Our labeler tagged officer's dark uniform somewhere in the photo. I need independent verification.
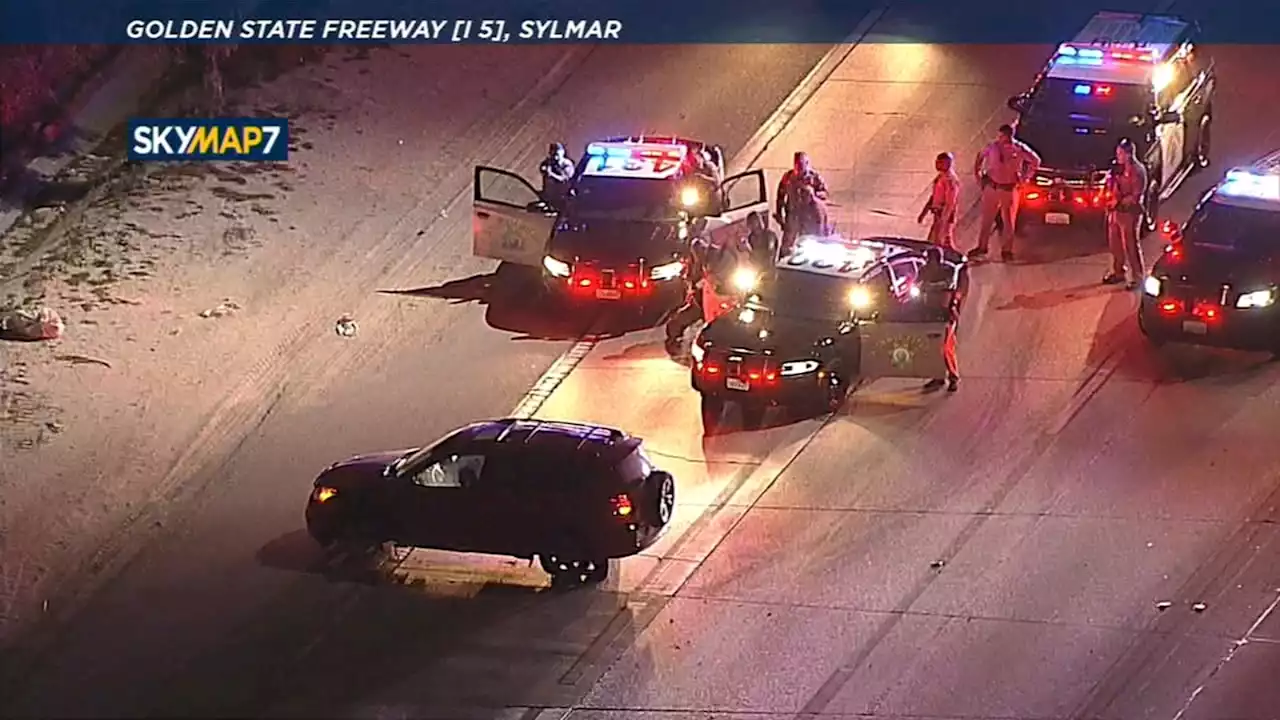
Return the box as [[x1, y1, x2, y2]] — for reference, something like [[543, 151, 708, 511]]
[[539, 143, 576, 208], [664, 238, 738, 352], [915, 247, 965, 392], [745, 212, 779, 269]]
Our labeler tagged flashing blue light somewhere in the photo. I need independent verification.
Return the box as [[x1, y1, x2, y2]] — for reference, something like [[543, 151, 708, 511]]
[[1074, 84, 1092, 95], [1074, 127, 1090, 134], [1057, 43, 1076, 56], [586, 143, 605, 156], [1220, 169, 1280, 201], [1078, 48, 1104, 58]]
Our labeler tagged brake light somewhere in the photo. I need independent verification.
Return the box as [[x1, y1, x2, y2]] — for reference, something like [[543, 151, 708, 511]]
[[1159, 300, 1180, 314], [610, 493, 633, 517], [1073, 195, 1088, 206], [624, 280, 635, 289], [705, 364, 720, 374], [1193, 304, 1219, 319], [1160, 220, 1177, 236], [1165, 243, 1183, 260], [1024, 191, 1041, 201], [578, 278, 592, 287], [765, 371, 777, 381], [313, 487, 338, 503]]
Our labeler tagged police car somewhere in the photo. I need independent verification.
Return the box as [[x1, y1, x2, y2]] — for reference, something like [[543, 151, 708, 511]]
[[690, 235, 964, 430], [1139, 154, 1280, 352], [1008, 11, 1215, 231], [472, 135, 768, 307]]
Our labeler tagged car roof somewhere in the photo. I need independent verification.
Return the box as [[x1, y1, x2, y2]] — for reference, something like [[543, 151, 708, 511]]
[[1207, 151, 1280, 213], [456, 418, 639, 463], [1046, 11, 1189, 85], [776, 235, 961, 280], [580, 137, 700, 182]]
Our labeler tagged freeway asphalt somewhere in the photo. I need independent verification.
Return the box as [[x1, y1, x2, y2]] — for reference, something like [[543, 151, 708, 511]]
[[7, 2, 1280, 719]]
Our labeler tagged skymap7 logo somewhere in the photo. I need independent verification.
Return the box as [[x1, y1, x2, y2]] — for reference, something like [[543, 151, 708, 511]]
[[128, 118, 289, 161]]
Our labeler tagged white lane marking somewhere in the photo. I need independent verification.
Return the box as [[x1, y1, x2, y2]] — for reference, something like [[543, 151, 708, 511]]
[[1171, 589, 1280, 720], [508, 4, 892, 420]]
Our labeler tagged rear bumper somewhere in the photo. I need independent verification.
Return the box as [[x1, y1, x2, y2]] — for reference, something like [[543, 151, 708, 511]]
[[1139, 301, 1280, 351], [544, 273, 686, 306], [691, 366, 832, 405]]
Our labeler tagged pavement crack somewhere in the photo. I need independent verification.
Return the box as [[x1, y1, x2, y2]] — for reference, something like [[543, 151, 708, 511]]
[[642, 447, 760, 466]]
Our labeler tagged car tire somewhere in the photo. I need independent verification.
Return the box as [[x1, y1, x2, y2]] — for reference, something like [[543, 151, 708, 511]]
[[1194, 113, 1212, 171], [700, 394, 724, 433], [1142, 180, 1161, 236], [647, 472, 676, 526], [740, 401, 766, 429]]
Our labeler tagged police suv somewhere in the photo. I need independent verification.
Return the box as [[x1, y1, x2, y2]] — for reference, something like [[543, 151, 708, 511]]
[[1008, 11, 1215, 231], [1140, 153, 1280, 352], [471, 136, 768, 309], [690, 235, 961, 431]]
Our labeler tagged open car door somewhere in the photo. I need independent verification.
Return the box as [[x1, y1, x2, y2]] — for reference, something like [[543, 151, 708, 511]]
[[706, 169, 769, 246], [858, 321, 950, 381], [473, 166, 557, 267]]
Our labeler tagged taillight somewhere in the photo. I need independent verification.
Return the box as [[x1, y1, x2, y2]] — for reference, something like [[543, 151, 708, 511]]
[[1024, 191, 1041, 201], [577, 278, 592, 287], [610, 493, 633, 517], [1159, 300, 1181, 314], [312, 487, 338, 503], [705, 364, 720, 374], [1165, 243, 1183, 261]]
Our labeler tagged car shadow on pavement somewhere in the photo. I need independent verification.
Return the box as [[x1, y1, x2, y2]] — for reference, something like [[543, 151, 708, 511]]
[[0, 163, 95, 214], [128, 529, 643, 717]]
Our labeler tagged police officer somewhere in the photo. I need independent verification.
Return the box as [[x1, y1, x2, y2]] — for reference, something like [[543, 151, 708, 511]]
[[780, 184, 831, 256], [775, 151, 830, 234], [539, 142, 576, 208], [971, 124, 1041, 261], [1103, 137, 1149, 289], [744, 211, 779, 269], [916, 246, 967, 392], [688, 147, 726, 213], [918, 151, 960, 250], [665, 225, 715, 354]]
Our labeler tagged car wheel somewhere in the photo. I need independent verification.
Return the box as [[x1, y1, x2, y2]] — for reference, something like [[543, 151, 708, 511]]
[[1143, 182, 1161, 235], [648, 472, 676, 526], [700, 394, 724, 433], [740, 401, 766, 429], [1195, 113, 1212, 170]]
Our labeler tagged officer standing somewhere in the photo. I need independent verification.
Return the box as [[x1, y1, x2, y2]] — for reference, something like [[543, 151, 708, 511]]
[[918, 151, 961, 250], [775, 151, 830, 235], [1102, 137, 1149, 289], [744, 211, 780, 269], [539, 142, 576, 208], [971, 124, 1041, 261], [916, 246, 967, 393], [688, 147, 726, 213], [665, 225, 719, 354]]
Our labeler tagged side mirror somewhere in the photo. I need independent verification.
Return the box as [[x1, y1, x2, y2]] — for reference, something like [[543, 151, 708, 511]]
[[1157, 110, 1181, 124], [1007, 95, 1028, 113]]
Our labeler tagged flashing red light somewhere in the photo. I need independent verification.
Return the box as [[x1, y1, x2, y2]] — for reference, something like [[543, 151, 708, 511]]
[[1094, 84, 1113, 96], [765, 371, 777, 381], [1165, 243, 1183, 260], [610, 493, 633, 517], [624, 280, 635, 289], [1160, 220, 1177, 235]]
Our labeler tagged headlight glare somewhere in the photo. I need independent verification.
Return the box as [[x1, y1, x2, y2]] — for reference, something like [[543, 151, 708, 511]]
[[650, 260, 684, 281], [690, 342, 705, 363], [780, 360, 820, 376], [543, 255, 572, 277], [732, 268, 758, 293], [1235, 289, 1275, 308], [848, 286, 873, 310], [679, 186, 701, 207]]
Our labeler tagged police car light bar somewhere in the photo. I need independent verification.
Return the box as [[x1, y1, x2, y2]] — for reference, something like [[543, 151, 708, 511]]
[[1073, 83, 1114, 96], [1056, 43, 1157, 62], [1220, 169, 1280, 201]]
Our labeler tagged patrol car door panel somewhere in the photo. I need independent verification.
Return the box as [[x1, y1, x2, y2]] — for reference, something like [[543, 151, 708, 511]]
[[858, 321, 950, 381], [473, 166, 556, 267], [1156, 121, 1184, 189], [705, 169, 769, 245]]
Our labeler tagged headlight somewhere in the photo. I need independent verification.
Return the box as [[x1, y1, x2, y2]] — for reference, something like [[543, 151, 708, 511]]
[[690, 342, 705, 363], [650, 260, 684, 281], [780, 360, 820, 376], [312, 487, 338, 503], [1236, 289, 1275, 309], [543, 255, 572, 277], [732, 267, 758, 293], [848, 286, 873, 310], [738, 308, 755, 324], [679, 185, 701, 208], [1142, 275, 1162, 297], [907, 284, 921, 299]]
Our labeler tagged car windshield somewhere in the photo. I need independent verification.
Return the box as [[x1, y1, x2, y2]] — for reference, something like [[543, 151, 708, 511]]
[[1184, 201, 1280, 255], [768, 268, 858, 322], [568, 176, 679, 221], [1018, 79, 1152, 171]]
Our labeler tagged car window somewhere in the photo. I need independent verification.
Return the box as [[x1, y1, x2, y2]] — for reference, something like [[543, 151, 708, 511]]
[[887, 258, 921, 293], [411, 454, 485, 489]]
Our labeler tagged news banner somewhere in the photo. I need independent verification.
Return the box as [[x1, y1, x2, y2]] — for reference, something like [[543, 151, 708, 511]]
[[126, 18, 623, 42]]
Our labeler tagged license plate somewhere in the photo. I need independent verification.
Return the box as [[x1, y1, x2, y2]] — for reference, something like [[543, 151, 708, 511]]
[[725, 378, 750, 391], [1182, 320, 1207, 335], [595, 289, 621, 300], [1044, 212, 1071, 225]]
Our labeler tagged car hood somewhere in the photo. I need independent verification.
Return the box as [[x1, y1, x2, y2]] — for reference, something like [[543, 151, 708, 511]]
[[315, 448, 416, 486], [549, 219, 683, 266], [699, 308, 841, 361], [1155, 247, 1280, 289]]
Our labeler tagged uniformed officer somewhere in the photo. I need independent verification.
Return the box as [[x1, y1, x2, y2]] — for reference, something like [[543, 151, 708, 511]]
[[971, 124, 1041, 261], [539, 142, 576, 207], [665, 226, 735, 354], [744, 211, 780, 269], [780, 184, 831, 256], [688, 147, 726, 214], [775, 151, 830, 234], [918, 151, 961, 250], [916, 246, 967, 392], [1103, 137, 1149, 289]]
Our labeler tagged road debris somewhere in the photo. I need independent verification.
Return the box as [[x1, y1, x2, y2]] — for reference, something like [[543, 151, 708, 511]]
[[198, 300, 240, 318], [55, 354, 112, 368], [930, 559, 946, 569], [1192, 602, 1208, 612], [0, 307, 65, 341], [335, 314, 357, 337], [1157, 601, 1173, 611]]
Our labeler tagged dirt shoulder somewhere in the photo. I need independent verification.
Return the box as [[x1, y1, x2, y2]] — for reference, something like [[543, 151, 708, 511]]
[[0, 44, 581, 639]]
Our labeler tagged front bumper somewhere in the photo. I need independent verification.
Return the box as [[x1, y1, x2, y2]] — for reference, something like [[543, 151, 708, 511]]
[[1139, 300, 1280, 351]]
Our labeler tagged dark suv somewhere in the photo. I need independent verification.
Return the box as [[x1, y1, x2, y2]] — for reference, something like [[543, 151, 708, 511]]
[[1008, 11, 1215, 232], [305, 418, 676, 586]]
